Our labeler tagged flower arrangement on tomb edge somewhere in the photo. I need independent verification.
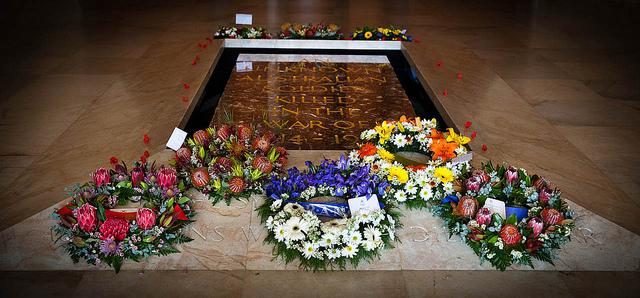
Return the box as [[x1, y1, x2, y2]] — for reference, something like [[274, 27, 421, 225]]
[[52, 161, 195, 273], [351, 26, 412, 41], [257, 156, 401, 270], [172, 122, 288, 205], [352, 116, 473, 209], [279, 23, 343, 40], [213, 25, 272, 39], [434, 162, 574, 271]]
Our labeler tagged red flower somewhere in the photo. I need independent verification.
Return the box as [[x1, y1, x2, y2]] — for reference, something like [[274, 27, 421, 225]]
[[465, 121, 472, 129], [140, 155, 147, 164], [183, 83, 190, 90], [131, 166, 144, 187], [92, 168, 111, 187], [442, 89, 448, 96], [471, 131, 477, 139], [499, 224, 522, 246], [143, 134, 150, 144], [109, 156, 118, 165], [457, 72, 462, 80], [358, 143, 378, 158], [99, 218, 129, 241], [191, 58, 197, 65], [436, 60, 443, 68], [482, 144, 488, 152], [143, 150, 150, 158]]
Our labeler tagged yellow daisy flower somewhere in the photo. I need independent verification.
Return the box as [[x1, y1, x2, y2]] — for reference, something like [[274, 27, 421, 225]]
[[434, 167, 454, 183], [378, 148, 395, 162], [364, 31, 373, 39], [388, 166, 409, 184]]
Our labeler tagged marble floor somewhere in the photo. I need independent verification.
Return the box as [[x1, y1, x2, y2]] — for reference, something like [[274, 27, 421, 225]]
[[0, 0, 639, 296]]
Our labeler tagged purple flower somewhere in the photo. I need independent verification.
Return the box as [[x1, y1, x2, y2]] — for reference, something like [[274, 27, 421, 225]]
[[100, 238, 122, 256]]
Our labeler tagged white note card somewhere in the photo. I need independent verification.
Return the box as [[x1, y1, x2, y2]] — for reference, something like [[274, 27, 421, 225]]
[[166, 127, 188, 151], [236, 61, 253, 72], [348, 194, 381, 216], [451, 152, 473, 165], [235, 13, 252, 25], [483, 198, 506, 218]]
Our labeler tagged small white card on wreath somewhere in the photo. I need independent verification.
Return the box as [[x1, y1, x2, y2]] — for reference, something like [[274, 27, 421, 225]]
[[348, 194, 381, 216], [483, 198, 506, 218], [166, 127, 188, 151], [235, 13, 252, 25]]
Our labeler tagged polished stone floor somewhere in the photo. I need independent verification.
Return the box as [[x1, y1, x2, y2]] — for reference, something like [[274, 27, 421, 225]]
[[0, 0, 639, 295]]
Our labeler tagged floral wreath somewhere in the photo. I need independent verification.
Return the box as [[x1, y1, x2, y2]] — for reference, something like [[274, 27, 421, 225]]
[[279, 23, 343, 40], [172, 123, 288, 205], [352, 116, 473, 209], [434, 163, 574, 270], [257, 156, 401, 270], [351, 26, 412, 41], [52, 161, 195, 272], [213, 25, 272, 39]]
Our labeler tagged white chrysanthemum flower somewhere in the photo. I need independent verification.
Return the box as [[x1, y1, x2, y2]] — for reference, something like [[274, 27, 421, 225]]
[[326, 248, 341, 260], [342, 243, 358, 258], [348, 150, 360, 161], [302, 242, 318, 259], [274, 224, 287, 242], [320, 233, 337, 247], [284, 217, 307, 241], [404, 182, 418, 195], [393, 134, 408, 147], [361, 240, 376, 251], [394, 189, 408, 202], [419, 187, 433, 201], [348, 231, 362, 244], [364, 226, 382, 242]]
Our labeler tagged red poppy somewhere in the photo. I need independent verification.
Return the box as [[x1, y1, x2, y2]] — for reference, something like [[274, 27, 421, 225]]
[[143, 134, 150, 144], [183, 83, 190, 90], [143, 150, 150, 158], [465, 121, 472, 129], [109, 156, 119, 165], [442, 89, 448, 96], [140, 155, 147, 164], [482, 144, 488, 152], [471, 131, 477, 139], [457, 72, 463, 80]]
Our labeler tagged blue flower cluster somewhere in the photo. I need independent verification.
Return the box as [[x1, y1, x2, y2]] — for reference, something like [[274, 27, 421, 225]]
[[265, 155, 390, 201]]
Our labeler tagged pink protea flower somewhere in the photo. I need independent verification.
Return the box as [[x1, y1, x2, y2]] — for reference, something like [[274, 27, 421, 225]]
[[475, 207, 493, 225], [500, 224, 522, 246], [130, 166, 145, 187], [76, 203, 98, 232], [92, 167, 111, 187], [157, 167, 177, 189], [471, 169, 490, 183], [504, 166, 518, 184], [528, 217, 544, 237], [464, 175, 482, 192], [99, 218, 129, 241], [538, 188, 553, 205], [541, 208, 564, 225], [136, 208, 156, 230]]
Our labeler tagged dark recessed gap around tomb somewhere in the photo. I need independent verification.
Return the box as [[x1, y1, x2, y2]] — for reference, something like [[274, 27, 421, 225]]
[[183, 47, 446, 134]]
